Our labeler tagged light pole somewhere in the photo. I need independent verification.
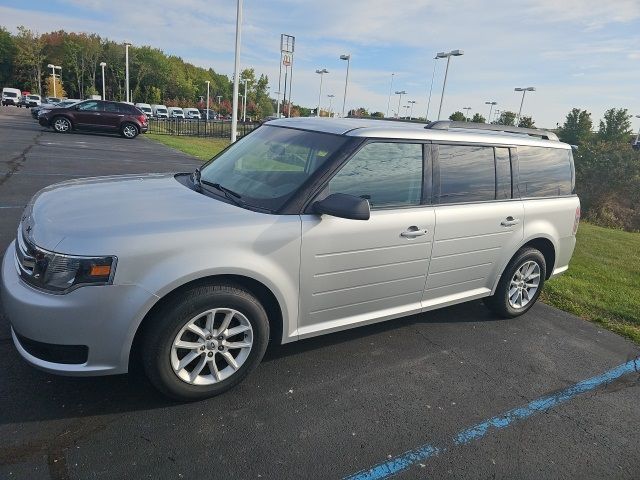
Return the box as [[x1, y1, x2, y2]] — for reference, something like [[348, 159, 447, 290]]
[[217, 95, 222, 106], [205, 80, 210, 120], [403, 105, 410, 119], [386, 73, 394, 118], [407, 100, 416, 120], [99, 62, 106, 100], [463, 106, 471, 121], [339, 54, 350, 117], [485, 101, 497, 123], [425, 55, 440, 121], [436, 49, 464, 120], [241, 78, 250, 122], [124, 43, 131, 103], [315, 68, 328, 117], [47, 64, 60, 98], [634, 115, 640, 146], [231, 0, 243, 142], [515, 86, 535, 125], [327, 94, 335, 117], [395, 90, 406, 118], [494, 109, 501, 123]]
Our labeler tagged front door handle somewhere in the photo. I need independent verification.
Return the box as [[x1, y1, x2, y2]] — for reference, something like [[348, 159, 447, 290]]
[[500, 216, 521, 227], [401, 226, 428, 238]]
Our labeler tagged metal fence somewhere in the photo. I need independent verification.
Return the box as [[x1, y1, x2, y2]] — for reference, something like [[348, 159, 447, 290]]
[[147, 118, 260, 138]]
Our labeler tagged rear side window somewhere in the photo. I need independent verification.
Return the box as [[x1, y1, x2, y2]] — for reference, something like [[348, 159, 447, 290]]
[[495, 148, 512, 200], [438, 145, 496, 203], [518, 146, 572, 197], [328, 142, 423, 208]]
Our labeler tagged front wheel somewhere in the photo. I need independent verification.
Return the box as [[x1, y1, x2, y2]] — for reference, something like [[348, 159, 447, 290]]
[[484, 247, 546, 318], [52, 116, 72, 133], [142, 284, 270, 401]]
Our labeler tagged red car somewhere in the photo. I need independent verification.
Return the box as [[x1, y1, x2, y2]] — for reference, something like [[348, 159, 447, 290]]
[[39, 99, 148, 139]]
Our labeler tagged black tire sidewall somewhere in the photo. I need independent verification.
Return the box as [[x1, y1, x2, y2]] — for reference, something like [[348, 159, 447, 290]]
[[488, 248, 547, 318], [121, 123, 138, 138], [143, 285, 270, 401]]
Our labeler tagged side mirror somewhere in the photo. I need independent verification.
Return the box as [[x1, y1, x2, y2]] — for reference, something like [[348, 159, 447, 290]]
[[313, 193, 370, 220]]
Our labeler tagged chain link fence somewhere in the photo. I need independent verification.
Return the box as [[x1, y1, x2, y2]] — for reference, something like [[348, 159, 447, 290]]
[[148, 118, 260, 138]]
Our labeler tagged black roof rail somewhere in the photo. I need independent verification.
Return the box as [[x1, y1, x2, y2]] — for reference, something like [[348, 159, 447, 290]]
[[425, 121, 559, 141]]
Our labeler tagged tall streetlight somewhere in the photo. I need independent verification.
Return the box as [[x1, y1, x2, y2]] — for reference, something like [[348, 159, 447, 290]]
[[217, 95, 222, 106], [124, 43, 131, 103], [315, 68, 328, 117], [403, 105, 410, 119], [395, 90, 406, 118], [339, 54, 350, 117], [634, 115, 640, 146], [47, 64, 61, 98], [425, 55, 441, 121], [485, 101, 497, 123], [463, 106, 472, 121], [231, 0, 243, 142], [407, 100, 416, 120], [99, 62, 107, 100], [327, 94, 335, 117], [386, 73, 394, 118], [241, 78, 250, 122], [205, 80, 210, 120], [515, 86, 535, 125], [494, 109, 501, 123], [436, 49, 464, 120]]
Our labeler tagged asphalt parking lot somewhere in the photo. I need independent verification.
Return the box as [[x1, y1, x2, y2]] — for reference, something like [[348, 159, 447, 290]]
[[0, 106, 639, 480]]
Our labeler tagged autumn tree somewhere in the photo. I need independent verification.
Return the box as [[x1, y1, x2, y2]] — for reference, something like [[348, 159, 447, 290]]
[[14, 26, 45, 94]]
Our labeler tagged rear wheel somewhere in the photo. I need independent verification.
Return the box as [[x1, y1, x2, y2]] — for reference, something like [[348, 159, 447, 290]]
[[484, 247, 546, 318], [121, 123, 139, 139], [142, 284, 270, 401], [52, 116, 72, 133]]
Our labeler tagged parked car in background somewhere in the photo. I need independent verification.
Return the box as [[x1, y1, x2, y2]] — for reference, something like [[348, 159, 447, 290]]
[[26, 94, 42, 107], [184, 107, 201, 120], [199, 108, 217, 120], [38, 99, 148, 139], [45, 97, 62, 104], [1, 87, 21, 106], [0, 118, 579, 401], [168, 107, 185, 118], [32, 99, 82, 119], [135, 103, 153, 117], [152, 104, 169, 118]]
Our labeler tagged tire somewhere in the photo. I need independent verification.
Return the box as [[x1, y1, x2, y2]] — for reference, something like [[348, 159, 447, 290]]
[[484, 247, 546, 318], [52, 116, 72, 133], [121, 122, 139, 139], [142, 284, 270, 401]]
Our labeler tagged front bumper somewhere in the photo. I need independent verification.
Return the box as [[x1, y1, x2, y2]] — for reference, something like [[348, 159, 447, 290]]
[[1, 241, 157, 376], [38, 116, 50, 127]]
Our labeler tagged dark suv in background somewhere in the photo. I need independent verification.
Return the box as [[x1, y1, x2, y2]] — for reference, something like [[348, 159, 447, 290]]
[[39, 100, 148, 139]]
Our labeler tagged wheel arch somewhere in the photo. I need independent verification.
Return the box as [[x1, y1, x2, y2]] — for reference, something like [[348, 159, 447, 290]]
[[129, 274, 284, 371]]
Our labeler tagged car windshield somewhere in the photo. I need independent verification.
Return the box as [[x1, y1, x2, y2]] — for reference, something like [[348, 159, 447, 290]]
[[157, 108, 167, 112], [5, 92, 17, 97], [199, 125, 349, 211]]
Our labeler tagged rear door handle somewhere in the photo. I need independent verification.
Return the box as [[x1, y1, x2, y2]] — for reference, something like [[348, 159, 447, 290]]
[[401, 226, 428, 238], [500, 216, 521, 227]]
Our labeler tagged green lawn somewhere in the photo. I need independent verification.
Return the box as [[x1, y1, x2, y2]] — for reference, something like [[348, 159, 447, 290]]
[[541, 222, 640, 343], [146, 134, 229, 161]]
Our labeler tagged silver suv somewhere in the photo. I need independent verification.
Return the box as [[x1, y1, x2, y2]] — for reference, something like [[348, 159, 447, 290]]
[[1, 119, 580, 400]]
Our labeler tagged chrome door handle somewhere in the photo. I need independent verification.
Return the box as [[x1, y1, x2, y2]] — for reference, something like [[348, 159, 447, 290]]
[[500, 216, 521, 227], [401, 226, 428, 238]]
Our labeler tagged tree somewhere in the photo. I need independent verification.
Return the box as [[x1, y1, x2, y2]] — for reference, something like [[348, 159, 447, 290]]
[[14, 26, 45, 94], [518, 116, 535, 128], [494, 111, 517, 126], [449, 111, 466, 121], [0, 27, 16, 86], [471, 113, 486, 123], [44, 75, 66, 98], [598, 108, 632, 144], [371, 111, 384, 118], [558, 108, 593, 145], [348, 107, 370, 118]]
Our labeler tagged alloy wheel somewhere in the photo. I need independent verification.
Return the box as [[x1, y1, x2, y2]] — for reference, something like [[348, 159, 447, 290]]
[[54, 118, 70, 132], [123, 125, 137, 138], [508, 260, 541, 309]]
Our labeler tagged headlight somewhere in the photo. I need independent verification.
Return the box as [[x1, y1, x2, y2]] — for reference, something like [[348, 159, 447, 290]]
[[15, 231, 116, 294]]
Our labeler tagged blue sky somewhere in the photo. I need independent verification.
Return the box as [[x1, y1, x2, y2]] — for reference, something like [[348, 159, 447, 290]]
[[1, 0, 639, 128]]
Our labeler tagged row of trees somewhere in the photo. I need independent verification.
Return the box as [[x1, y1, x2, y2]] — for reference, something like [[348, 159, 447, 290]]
[[0, 26, 279, 119]]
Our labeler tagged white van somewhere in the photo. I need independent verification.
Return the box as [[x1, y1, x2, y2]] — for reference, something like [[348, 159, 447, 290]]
[[2, 87, 22, 106], [135, 103, 153, 117], [151, 104, 169, 119], [26, 94, 42, 107], [183, 108, 201, 120], [168, 107, 185, 119]]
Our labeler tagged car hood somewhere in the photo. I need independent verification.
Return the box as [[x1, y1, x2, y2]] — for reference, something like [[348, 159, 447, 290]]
[[22, 173, 256, 253]]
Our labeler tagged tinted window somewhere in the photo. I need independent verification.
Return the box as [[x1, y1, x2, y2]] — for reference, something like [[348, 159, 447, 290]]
[[104, 102, 120, 113], [518, 146, 572, 197], [328, 142, 423, 208], [438, 145, 495, 203], [495, 147, 512, 200], [77, 101, 101, 111]]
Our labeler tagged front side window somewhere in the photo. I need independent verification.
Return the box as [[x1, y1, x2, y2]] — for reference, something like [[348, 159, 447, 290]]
[[77, 100, 101, 111], [200, 125, 349, 211], [438, 145, 496, 203], [518, 146, 572, 197], [327, 142, 423, 208]]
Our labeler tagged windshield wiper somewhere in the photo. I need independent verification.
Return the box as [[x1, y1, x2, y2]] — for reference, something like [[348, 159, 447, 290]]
[[192, 168, 244, 205], [201, 180, 242, 198]]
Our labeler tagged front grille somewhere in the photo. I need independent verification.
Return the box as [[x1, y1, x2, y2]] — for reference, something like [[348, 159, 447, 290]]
[[15, 332, 89, 364]]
